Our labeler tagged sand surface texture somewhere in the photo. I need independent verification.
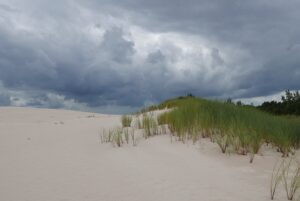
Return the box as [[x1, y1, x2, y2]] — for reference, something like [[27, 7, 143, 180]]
[[0, 107, 288, 201]]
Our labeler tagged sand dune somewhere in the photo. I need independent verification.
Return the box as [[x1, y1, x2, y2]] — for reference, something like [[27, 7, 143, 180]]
[[0, 107, 288, 201]]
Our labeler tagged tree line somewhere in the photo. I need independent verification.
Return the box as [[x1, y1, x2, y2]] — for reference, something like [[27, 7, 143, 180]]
[[257, 90, 300, 116]]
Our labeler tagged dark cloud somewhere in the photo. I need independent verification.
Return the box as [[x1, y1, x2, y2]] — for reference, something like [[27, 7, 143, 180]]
[[100, 27, 135, 63], [0, 0, 299, 113], [84, 0, 300, 96], [147, 50, 165, 64]]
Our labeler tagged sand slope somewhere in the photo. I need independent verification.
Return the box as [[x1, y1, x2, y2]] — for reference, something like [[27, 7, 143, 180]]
[[0, 107, 287, 201]]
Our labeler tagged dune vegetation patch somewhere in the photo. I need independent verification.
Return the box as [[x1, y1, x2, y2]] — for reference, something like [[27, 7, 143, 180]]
[[121, 115, 132, 127], [156, 97, 300, 162], [100, 127, 137, 147], [96, 95, 300, 201], [101, 96, 300, 200], [104, 96, 300, 163], [100, 112, 167, 147]]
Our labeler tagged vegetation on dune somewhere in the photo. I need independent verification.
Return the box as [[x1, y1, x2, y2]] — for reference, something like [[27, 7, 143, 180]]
[[133, 117, 142, 129], [100, 127, 136, 147], [121, 115, 132, 127], [102, 113, 162, 147], [142, 113, 159, 138], [101, 93, 300, 200], [116, 94, 300, 162], [156, 96, 300, 161]]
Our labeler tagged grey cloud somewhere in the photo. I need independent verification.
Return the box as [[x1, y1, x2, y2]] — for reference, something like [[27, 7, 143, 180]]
[[0, 13, 162, 110], [100, 27, 135, 63], [83, 0, 300, 97], [211, 48, 224, 67], [0, 0, 299, 113], [147, 50, 165, 64], [0, 4, 17, 12]]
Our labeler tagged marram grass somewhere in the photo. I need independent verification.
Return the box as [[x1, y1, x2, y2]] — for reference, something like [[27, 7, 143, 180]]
[[121, 115, 132, 127], [157, 97, 300, 162], [100, 127, 136, 147], [270, 158, 300, 200], [142, 113, 158, 138]]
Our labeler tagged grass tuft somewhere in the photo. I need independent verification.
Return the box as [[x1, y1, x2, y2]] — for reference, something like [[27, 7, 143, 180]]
[[213, 131, 230, 154], [121, 115, 132, 127], [142, 114, 158, 138], [270, 158, 300, 200], [282, 158, 300, 200], [112, 127, 123, 147], [270, 159, 284, 200]]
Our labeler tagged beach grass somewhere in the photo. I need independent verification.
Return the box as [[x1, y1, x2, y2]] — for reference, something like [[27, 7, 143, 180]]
[[121, 115, 132, 127], [119, 96, 299, 160], [282, 158, 300, 200], [270, 159, 284, 200], [270, 158, 300, 200], [101, 127, 138, 147], [154, 97, 300, 161], [112, 127, 123, 147], [142, 113, 158, 138]]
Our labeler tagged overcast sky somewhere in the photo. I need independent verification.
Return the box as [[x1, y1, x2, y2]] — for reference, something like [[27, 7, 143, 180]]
[[0, 0, 299, 113]]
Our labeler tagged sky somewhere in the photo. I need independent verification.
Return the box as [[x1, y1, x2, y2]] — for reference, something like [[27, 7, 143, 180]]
[[0, 0, 299, 114]]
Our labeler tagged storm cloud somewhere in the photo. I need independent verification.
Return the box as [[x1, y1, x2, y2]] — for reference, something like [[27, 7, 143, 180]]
[[0, 0, 299, 113]]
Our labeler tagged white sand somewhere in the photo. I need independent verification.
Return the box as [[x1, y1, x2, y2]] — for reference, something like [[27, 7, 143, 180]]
[[0, 107, 289, 201]]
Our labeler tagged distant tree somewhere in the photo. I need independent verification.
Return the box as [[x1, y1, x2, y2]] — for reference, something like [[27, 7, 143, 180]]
[[258, 90, 300, 116], [282, 90, 292, 102], [236, 100, 242, 106]]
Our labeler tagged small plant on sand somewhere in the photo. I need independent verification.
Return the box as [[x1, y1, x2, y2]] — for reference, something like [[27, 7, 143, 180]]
[[130, 129, 137, 146], [236, 132, 250, 155], [121, 115, 132, 127], [248, 132, 263, 163], [231, 136, 241, 153], [142, 114, 158, 138], [123, 128, 129, 144], [282, 158, 300, 200], [134, 117, 142, 129], [270, 159, 284, 200], [270, 158, 300, 200], [101, 127, 138, 147], [112, 128, 123, 147], [213, 131, 230, 154]]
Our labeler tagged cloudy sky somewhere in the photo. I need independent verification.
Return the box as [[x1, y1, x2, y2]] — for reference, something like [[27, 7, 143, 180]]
[[0, 0, 299, 113]]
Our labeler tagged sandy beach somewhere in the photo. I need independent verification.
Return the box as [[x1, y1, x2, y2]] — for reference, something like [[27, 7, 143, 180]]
[[0, 107, 289, 201]]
